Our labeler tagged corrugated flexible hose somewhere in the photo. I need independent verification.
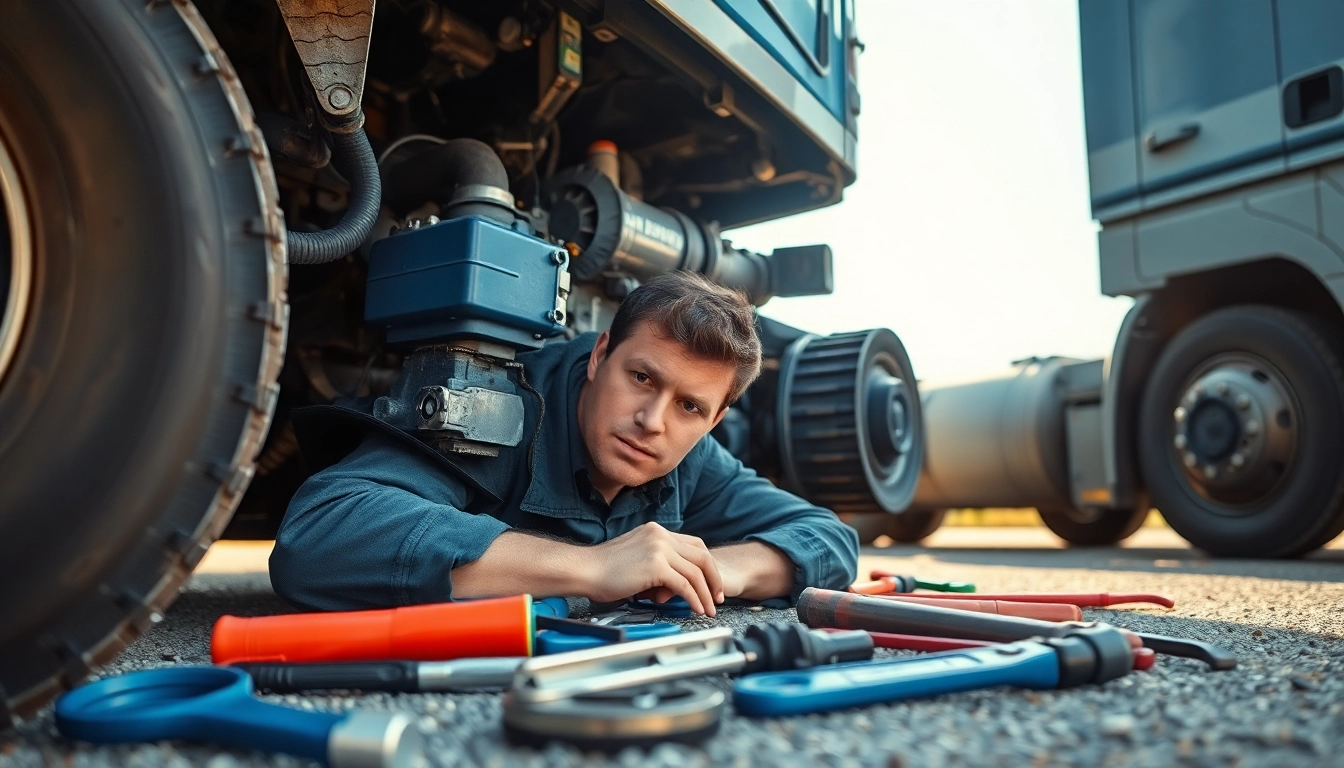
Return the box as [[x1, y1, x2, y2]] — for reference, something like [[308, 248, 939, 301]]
[[286, 127, 381, 265]]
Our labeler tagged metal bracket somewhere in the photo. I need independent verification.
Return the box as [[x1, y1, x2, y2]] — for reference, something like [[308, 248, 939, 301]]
[[275, 0, 376, 126], [417, 385, 526, 447]]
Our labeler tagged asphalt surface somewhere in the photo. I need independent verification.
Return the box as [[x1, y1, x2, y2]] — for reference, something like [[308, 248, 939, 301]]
[[4, 532, 1344, 767]]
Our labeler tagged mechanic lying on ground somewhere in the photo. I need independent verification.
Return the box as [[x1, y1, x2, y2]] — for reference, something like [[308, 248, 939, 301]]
[[270, 272, 859, 613]]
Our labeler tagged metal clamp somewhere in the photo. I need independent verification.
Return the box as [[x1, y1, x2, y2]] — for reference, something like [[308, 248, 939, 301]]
[[510, 628, 745, 704], [276, 0, 376, 130]]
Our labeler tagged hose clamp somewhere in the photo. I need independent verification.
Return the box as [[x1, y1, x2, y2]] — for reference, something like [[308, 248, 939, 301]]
[[447, 184, 515, 212]]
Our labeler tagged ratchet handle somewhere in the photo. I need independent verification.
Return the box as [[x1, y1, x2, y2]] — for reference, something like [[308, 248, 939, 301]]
[[234, 661, 419, 694], [734, 641, 1062, 717]]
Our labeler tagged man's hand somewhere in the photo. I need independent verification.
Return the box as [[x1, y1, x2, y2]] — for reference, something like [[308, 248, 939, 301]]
[[584, 522, 724, 616], [452, 524, 726, 616], [710, 541, 795, 601]]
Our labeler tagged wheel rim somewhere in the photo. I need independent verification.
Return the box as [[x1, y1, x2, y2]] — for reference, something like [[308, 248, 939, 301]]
[[0, 127, 32, 388], [1168, 352, 1300, 512]]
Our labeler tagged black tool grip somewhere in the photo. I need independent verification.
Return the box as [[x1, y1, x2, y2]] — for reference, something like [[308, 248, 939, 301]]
[[234, 661, 420, 693], [798, 587, 1076, 642]]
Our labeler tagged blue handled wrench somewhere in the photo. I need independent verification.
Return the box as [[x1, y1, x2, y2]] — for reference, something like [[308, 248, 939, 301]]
[[734, 625, 1135, 717]]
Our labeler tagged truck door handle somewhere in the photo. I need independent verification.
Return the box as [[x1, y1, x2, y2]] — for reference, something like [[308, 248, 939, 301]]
[[1143, 122, 1200, 153]]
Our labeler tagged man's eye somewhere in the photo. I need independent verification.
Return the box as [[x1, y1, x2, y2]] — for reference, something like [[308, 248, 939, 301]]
[[681, 401, 701, 414], [632, 371, 649, 384]]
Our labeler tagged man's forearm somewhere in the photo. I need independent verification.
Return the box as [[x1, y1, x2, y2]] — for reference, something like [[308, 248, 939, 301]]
[[451, 531, 589, 599], [711, 541, 795, 601]]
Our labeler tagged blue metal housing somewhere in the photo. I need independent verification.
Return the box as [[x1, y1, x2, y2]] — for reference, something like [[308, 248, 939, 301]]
[[365, 216, 568, 350]]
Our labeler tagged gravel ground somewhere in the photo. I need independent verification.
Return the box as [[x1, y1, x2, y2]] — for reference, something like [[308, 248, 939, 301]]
[[3, 542, 1344, 767]]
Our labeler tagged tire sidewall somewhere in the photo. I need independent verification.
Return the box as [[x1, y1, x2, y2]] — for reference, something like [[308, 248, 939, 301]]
[[0, 1, 228, 643], [1138, 306, 1344, 556]]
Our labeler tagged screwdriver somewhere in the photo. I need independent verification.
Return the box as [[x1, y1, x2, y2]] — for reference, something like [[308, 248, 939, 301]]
[[851, 572, 975, 594], [234, 658, 527, 694]]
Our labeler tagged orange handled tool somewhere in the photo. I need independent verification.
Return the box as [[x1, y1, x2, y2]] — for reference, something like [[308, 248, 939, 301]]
[[211, 595, 534, 665], [867, 594, 1082, 622]]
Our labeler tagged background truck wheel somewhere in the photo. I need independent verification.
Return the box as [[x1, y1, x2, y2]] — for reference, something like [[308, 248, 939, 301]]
[[886, 508, 947, 543], [838, 508, 946, 545], [1137, 306, 1344, 557], [1037, 505, 1148, 547], [839, 512, 890, 545], [0, 1, 284, 720]]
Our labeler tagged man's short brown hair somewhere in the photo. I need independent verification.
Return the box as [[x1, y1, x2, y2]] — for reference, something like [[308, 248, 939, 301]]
[[606, 271, 762, 406]]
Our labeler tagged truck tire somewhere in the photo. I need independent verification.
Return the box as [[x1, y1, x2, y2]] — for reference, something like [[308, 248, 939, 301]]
[[839, 508, 945, 545], [839, 513, 890, 545], [1137, 306, 1344, 557], [0, 0, 284, 722], [886, 508, 947, 543], [1037, 505, 1147, 547]]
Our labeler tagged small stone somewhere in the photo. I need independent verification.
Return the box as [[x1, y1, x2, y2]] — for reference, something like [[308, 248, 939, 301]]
[[160, 653, 180, 662], [1252, 630, 1264, 637], [1291, 675, 1317, 691], [1101, 715, 1135, 737]]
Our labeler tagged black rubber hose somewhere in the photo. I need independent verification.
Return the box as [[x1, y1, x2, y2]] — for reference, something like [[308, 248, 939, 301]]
[[381, 138, 509, 216], [287, 127, 381, 265]]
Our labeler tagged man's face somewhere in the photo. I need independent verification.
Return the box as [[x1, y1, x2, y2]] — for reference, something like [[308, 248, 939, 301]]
[[578, 322, 736, 495]]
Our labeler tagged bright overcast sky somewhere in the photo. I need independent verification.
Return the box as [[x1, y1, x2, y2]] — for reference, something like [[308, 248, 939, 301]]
[[727, 0, 1134, 385]]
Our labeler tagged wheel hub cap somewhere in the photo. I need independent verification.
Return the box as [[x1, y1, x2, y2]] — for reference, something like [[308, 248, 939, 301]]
[[866, 371, 912, 467], [1171, 357, 1298, 504]]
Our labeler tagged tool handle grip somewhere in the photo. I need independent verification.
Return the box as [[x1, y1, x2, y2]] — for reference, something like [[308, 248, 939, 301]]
[[734, 642, 1061, 717], [869, 595, 1082, 621], [799, 588, 1073, 642], [233, 661, 420, 693]]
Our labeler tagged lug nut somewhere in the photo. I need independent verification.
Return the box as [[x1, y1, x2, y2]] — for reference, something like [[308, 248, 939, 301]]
[[1245, 420, 1260, 437], [1236, 394, 1250, 410], [1215, 382, 1229, 396], [1183, 452, 1198, 468], [1230, 453, 1245, 468], [1174, 434, 1188, 450], [1203, 465, 1218, 480], [1174, 406, 1187, 422]]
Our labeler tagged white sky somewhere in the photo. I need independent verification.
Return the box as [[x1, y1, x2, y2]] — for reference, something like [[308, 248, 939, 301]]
[[727, 0, 1134, 385]]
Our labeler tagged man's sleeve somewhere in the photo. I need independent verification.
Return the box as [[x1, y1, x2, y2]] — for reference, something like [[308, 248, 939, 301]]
[[680, 438, 859, 601], [269, 433, 511, 611]]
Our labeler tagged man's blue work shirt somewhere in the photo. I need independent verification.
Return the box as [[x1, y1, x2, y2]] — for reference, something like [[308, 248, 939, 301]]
[[270, 333, 859, 611]]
